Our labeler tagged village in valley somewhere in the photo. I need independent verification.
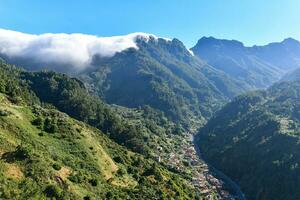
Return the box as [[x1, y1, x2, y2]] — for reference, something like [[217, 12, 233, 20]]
[[153, 132, 237, 200], [112, 107, 241, 199]]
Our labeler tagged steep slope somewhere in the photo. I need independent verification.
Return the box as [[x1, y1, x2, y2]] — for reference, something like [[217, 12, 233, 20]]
[[19, 69, 151, 155], [281, 67, 300, 82], [197, 80, 300, 200], [3, 60, 194, 161], [0, 60, 200, 199], [251, 38, 300, 71], [191, 37, 283, 89], [15, 61, 238, 199], [0, 94, 198, 199], [80, 37, 246, 125], [0, 29, 248, 126]]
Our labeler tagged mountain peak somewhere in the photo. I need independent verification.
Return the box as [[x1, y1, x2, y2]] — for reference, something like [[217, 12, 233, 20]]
[[129, 32, 171, 43], [195, 36, 219, 45], [282, 37, 300, 45], [193, 36, 244, 50]]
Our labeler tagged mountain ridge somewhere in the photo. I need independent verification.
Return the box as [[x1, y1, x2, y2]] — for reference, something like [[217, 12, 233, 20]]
[[191, 36, 300, 90]]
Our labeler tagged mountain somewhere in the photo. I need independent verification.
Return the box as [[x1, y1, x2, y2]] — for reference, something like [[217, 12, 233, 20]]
[[191, 37, 300, 89], [0, 60, 202, 199], [281, 67, 300, 82], [0, 32, 239, 198], [0, 29, 247, 126], [251, 38, 300, 71], [79, 37, 248, 125], [3, 29, 300, 199], [197, 79, 300, 200]]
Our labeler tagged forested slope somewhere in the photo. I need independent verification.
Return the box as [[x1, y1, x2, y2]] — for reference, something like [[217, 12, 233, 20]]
[[198, 79, 300, 200], [0, 60, 201, 199]]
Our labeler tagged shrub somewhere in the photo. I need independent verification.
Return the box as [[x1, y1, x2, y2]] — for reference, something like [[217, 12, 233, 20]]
[[0, 109, 11, 116], [83, 196, 91, 200], [44, 118, 58, 133], [106, 191, 113, 198], [52, 163, 62, 171], [116, 168, 126, 176], [88, 178, 98, 187], [15, 145, 30, 160], [38, 132, 44, 136], [113, 156, 124, 163], [31, 117, 44, 127], [68, 173, 84, 184], [44, 185, 62, 199]]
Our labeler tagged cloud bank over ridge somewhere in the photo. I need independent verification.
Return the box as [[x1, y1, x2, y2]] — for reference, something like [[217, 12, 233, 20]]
[[0, 29, 162, 71]]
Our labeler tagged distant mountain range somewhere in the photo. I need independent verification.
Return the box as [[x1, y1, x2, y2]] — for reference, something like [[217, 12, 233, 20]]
[[191, 37, 300, 89], [281, 67, 300, 82]]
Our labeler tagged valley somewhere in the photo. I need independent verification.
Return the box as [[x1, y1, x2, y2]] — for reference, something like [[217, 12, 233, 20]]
[[1, 26, 300, 199], [193, 135, 246, 200], [110, 105, 244, 199]]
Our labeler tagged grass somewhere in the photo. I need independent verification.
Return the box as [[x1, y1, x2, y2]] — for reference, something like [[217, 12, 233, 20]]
[[0, 93, 198, 199]]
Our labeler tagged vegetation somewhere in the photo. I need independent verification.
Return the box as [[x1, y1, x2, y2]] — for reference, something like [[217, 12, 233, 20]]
[[1, 34, 300, 200], [198, 80, 300, 200], [79, 38, 246, 125], [20, 67, 214, 195], [0, 60, 200, 199], [191, 37, 300, 90], [20, 62, 201, 158], [21, 70, 151, 154]]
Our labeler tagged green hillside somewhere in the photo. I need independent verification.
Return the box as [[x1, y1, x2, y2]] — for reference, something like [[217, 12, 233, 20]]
[[79, 38, 246, 126], [4, 33, 300, 200], [19, 67, 190, 158], [197, 80, 300, 200], [0, 60, 200, 199]]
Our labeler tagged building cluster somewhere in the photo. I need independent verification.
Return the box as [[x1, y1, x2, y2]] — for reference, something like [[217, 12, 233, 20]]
[[153, 133, 237, 199]]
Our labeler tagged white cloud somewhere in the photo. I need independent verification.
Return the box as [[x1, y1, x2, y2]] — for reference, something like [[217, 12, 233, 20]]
[[0, 29, 165, 71]]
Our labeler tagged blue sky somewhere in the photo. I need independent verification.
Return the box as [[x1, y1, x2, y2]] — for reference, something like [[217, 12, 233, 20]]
[[0, 0, 300, 47]]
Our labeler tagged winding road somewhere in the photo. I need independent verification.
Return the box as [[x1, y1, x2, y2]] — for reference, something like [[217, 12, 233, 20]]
[[192, 135, 246, 200]]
